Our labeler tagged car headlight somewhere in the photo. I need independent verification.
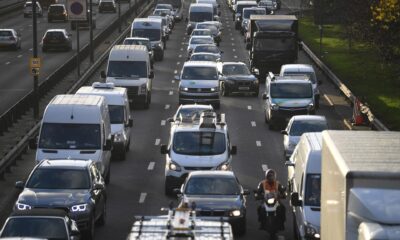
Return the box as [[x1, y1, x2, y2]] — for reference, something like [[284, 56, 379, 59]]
[[210, 87, 219, 92], [217, 162, 230, 170], [140, 84, 147, 94], [71, 203, 88, 212], [16, 202, 31, 210], [271, 104, 279, 110], [230, 210, 241, 217], [168, 161, 181, 172], [305, 224, 320, 238], [236, 17, 240, 21], [180, 87, 189, 92]]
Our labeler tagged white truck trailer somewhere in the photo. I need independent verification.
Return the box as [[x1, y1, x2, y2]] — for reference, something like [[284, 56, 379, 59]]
[[321, 130, 400, 240]]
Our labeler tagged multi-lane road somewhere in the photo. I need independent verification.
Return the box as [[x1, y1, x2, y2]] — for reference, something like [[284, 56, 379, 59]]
[[0, 0, 354, 239]]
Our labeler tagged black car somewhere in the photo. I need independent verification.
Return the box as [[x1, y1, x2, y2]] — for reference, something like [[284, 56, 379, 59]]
[[48, 4, 68, 22], [218, 62, 259, 97], [0, 209, 80, 240], [14, 159, 107, 240], [98, 0, 116, 13], [175, 171, 249, 235], [41, 29, 72, 52]]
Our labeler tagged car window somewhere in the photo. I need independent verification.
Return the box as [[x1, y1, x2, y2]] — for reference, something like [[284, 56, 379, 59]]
[[289, 120, 328, 136], [184, 177, 240, 195], [173, 131, 226, 155], [222, 64, 250, 75], [107, 61, 148, 78], [0, 31, 12, 37], [283, 71, 316, 84], [26, 168, 90, 189], [176, 108, 211, 120], [181, 66, 218, 80], [304, 174, 321, 207], [50, 6, 64, 13], [1, 218, 68, 239], [191, 54, 218, 62], [45, 32, 65, 40], [108, 105, 125, 124], [270, 83, 313, 98], [190, 38, 213, 44]]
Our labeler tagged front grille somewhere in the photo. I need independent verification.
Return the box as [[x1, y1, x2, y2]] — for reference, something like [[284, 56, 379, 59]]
[[184, 166, 213, 170], [187, 88, 214, 93], [189, 95, 219, 100], [127, 86, 139, 98], [237, 81, 251, 86], [198, 210, 228, 217], [277, 107, 308, 116]]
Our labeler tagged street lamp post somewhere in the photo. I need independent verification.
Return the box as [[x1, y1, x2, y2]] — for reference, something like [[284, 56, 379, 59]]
[[319, 0, 324, 57], [32, 0, 39, 119]]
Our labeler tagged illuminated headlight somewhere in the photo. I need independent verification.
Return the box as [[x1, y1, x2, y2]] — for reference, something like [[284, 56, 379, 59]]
[[16, 202, 31, 210], [217, 162, 229, 170], [114, 131, 124, 142], [71, 203, 88, 212], [168, 161, 181, 171], [271, 104, 279, 110], [230, 210, 241, 217], [305, 224, 320, 238], [180, 87, 189, 92], [267, 198, 276, 204], [140, 84, 147, 94], [210, 87, 219, 92], [236, 17, 240, 21], [307, 103, 314, 111]]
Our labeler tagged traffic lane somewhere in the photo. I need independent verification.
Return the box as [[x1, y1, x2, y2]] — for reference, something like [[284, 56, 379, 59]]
[[0, 2, 132, 114]]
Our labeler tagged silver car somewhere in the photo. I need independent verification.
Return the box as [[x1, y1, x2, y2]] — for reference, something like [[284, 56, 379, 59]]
[[23, 1, 43, 17], [0, 29, 21, 50], [282, 115, 328, 158]]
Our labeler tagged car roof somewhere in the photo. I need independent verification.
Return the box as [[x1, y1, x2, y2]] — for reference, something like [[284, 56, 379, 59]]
[[38, 159, 92, 169], [221, 62, 246, 66], [10, 209, 69, 218], [191, 52, 219, 56], [125, 37, 150, 41], [178, 104, 213, 110], [0, 29, 15, 32], [49, 4, 65, 7], [190, 35, 213, 39], [237, 1, 257, 5], [192, 29, 211, 32], [281, 64, 314, 72], [45, 29, 67, 33], [183, 61, 218, 67], [291, 115, 327, 122], [189, 171, 235, 178]]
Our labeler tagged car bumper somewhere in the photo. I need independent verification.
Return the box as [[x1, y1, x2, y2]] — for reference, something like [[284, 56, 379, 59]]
[[270, 108, 311, 121], [43, 43, 70, 49], [112, 141, 126, 153], [0, 41, 17, 47], [179, 93, 220, 105], [225, 82, 258, 93]]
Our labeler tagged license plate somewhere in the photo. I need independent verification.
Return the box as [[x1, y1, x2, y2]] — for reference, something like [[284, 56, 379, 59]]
[[238, 87, 249, 90]]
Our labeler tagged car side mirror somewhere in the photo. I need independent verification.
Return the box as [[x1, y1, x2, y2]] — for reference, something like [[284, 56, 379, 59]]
[[167, 117, 174, 123], [94, 183, 105, 190], [174, 75, 180, 81], [29, 137, 38, 149], [100, 71, 106, 79], [104, 139, 112, 151], [15, 181, 25, 189], [127, 119, 133, 127], [243, 189, 250, 195], [285, 160, 295, 167], [160, 144, 169, 154], [281, 130, 288, 135], [149, 71, 154, 78], [291, 192, 302, 207], [262, 93, 268, 99], [230, 146, 237, 155]]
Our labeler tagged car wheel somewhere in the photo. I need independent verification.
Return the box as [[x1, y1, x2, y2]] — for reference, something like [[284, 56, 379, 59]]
[[97, 200, 106, 226], [84, 215, 95, 240], [143, 93, 150, 109], [125, 138, 130, 152], [264, 109, 269, 124]]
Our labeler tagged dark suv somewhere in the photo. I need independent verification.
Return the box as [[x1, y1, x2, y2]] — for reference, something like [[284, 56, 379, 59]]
[[14, 159, 107, 240], [41, 29, 72, 52], [48, 4, 68, 22]]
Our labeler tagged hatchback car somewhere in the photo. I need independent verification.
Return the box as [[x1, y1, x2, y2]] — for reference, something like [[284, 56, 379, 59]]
[[98, 0, 116, 13], [282, 115, 328, 158], [0, 209, 80, 240], [14, 159, 107, 240], [23, 1, 43, 18], [0, 29, 21, 50], [48, 4, 68, 22], [175, 171, 249, 235], [41, 29, 72, 52], [218, 62, 259, 96]]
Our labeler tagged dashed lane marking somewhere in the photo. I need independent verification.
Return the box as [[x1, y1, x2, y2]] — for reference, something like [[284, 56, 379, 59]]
[[155, 138, 161, 145], [177, 62, 180, 65], [323, 94, 334, 106], [233, 49, 236, 52], [161, 120, 166, 126], [17, 55, 22, 58], [169, 91, 173, 95], [29, 48, 32, 51], [232, 43, 235, 46], [262, 164, 268, 171], [251, 121, 256, 127], [172, 80, 175, 83], [174, 70, 178, 74], [231, 38, 234, 41], [139, 193, 147, 203], [165, 104, 170, 109], [148, 162, 155, 171], [256, 141, 262, 147], [180, 48, 183, 51], [178, 54, 182, 58], [5, 62, 10, 65], [234, 56, 238, 58], [247, 105, 252, 110]]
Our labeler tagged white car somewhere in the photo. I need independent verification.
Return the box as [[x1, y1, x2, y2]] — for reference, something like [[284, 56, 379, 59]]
[[187, 36, 215, 58], [190, 52, 221, 62], [0, 29, 21, 50], [23, 1, 43, 17], [282, 115, 328, 158]]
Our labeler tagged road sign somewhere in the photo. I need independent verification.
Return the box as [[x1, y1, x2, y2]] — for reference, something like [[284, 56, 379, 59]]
[[67, 0, 87, 21], [31, 68, 40, 76], [30, 57, 41, 68]]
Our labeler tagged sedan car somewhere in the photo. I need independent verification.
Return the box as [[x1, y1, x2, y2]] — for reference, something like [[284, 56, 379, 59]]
[[195, 22, 221, 45], [23, 1, 43, 18], [186, 36, 215, 59], [98, 0, 116, 13], [190, 52, 221, 62], [41, 29, 72, 52], [175, 171, 249, 235], [191, 29, 213, 38], [0, 29, 21, 50], [192, 44, 223, 59], [282, 115, 328, 158], [0, 209, 80, 240], [218, 62, 259, 96], [14, 159, 107, 240]]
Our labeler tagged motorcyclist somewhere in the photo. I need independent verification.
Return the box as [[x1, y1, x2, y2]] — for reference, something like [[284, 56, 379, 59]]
[[256, 169, 286, 231]]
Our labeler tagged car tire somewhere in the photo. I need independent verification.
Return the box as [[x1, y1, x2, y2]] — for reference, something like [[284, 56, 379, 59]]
[[97, 200, 107, 226], [221, 84, 229, 96], [84, 215, 95, 240], [125, 138, 130, 152], [143, 93, 150, 109]]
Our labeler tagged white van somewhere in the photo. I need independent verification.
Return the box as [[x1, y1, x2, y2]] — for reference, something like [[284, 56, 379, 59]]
[[285, 132, 322, 239], [102, 45, 154, 108], [76, 82, 133, 160], [186, 3, 214, 35], [196, 0, 220, 17], [131, 18, 165, 61], [34, 94, 112, 183]]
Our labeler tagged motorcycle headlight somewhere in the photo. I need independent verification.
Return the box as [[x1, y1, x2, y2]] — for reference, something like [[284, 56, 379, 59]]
[[230, 210, 241, 217], [305, 224, 320, 238], [267, 198, 276, 205], [71, 203, 88, 212], [271, 104, 279, 110], [168, 161, 181, 172], [16, 202, 31, 210]]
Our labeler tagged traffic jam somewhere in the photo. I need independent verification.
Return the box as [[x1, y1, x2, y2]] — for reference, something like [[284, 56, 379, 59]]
[[0, 0, 399, 239]]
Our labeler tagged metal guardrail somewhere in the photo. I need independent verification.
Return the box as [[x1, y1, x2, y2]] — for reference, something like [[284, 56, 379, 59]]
[[300, 42, 389, 131], [0, 0, 154, 178]]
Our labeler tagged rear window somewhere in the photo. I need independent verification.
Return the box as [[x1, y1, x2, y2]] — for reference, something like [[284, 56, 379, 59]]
[[193, 45, 219, 54], [45, 32, 65, 40], [0, 31, 12, 37], [1, 218, 68, 239], [49, 6, 64, 13]]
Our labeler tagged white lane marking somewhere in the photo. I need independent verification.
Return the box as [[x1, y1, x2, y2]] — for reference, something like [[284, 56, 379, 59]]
[[29, 48, 33, 51], [256, 141, 262, 147], [172, 80, 175, 83], [161, 120, 166, 126], [17, 55, 22, 58], [180, 48, 183, 51], [155, 138, 161, 145], [139, 193, 147, 203], [234, 55, 238, 58], [178, 54, 182, 58], [233, 49, 236, 52], [181, 42, 185, 45], [165, 104, 170, 109], [19, 28, 23, 31], [232, 43, 235, 46], [262, 164, 268, 171], [231, 38, 234, 41], [323, 94, 334, 106], [5, 62, 10, 65], [177, 61, 180, 65], [277, 235, 285, 240], [251, 121, 256, 127], [229, 33, 232, 35], [247, 105, 252, 110], [169, 91, 173, 95], [174, 70, 178, 74], [148, 162, 155, 171]]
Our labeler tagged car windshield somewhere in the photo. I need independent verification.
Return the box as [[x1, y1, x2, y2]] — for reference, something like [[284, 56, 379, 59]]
[[26, 168, 90, 189], [123, 39, 151, 50], [222, 64, 251, 75], [173, 132, 226, 155], [190, 54, 218, 62], [190, 37, 213, 45], [236, 4, 257, 14], [175, 108, 211, 120], [289, 120, 327, 136], [39, 123, 101, 150], [270, 83, 313, 98], [194, 45, 219, 54], [182, 66, 218, 80], [154, 9, 171, 16], [107, 61, 147, 78], [109, 105, 125, 124], [185, 176, 240, 195], [284, 71, 316, 84], [0, 31, 12, 37], [50, 6, 64, 13], [254, 38, 296, 51], [304, 174, 321, 207], [156, 4, 173, 10], [1, 218, 68, 240], [189, 12, 213, 22], [243, 9, 265, 19], [132, 29, 161, 41], [192, 30, 211, 36]]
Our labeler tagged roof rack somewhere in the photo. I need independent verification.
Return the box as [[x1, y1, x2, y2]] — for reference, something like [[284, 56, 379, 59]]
[[92, 82, 115, 89], [199, 112, 226, 129]]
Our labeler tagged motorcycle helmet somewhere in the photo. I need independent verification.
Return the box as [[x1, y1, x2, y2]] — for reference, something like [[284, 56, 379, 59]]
[[265, 169, 276, 183]]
